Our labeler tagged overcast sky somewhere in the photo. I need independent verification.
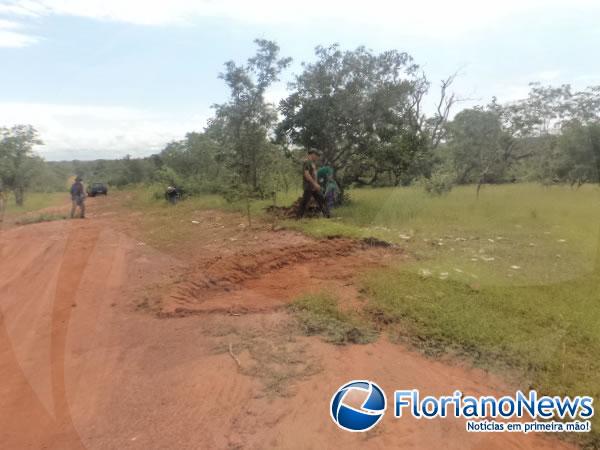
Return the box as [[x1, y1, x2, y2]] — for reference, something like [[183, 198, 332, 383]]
[[1, 0, 600, 160]]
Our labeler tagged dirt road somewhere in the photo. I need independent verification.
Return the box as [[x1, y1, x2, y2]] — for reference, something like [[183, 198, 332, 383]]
[[0, 198, 576, 449]]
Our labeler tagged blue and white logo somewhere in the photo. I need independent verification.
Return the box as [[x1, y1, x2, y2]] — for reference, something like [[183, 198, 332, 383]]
[[330, 380, 387, 432]]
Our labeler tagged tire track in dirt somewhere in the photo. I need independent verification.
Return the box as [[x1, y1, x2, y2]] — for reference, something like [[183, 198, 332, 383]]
[[0, 220, 98, 449], [49, 223, 101, 450]]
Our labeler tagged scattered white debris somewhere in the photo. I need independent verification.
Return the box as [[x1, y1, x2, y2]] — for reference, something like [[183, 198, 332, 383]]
[[191, 220, 200, 224], [439, 272, 449, 280], [454, 268, 464, 273], [137, 242, 146, 246], [488, 238, 495, 243], [398, 233, 412, 240], [455, 237, 467, 241], [471, 257, 479, 262], [418, 268, 432, 278], [557, 239, 567, 243], [510, 265, 521, 270], [481, 256, 495, 262]]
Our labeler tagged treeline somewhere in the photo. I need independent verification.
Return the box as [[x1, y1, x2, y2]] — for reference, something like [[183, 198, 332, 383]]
[[2, 40, 600, 206]]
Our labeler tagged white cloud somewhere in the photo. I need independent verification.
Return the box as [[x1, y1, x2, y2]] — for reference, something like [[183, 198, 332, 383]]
[[0, 17, 39, 47], [0, 102, 209, 160], [1, 0, 598, 37]]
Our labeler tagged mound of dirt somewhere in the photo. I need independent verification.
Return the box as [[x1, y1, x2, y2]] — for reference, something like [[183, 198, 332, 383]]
[[160, 238, 389, 316], [265, 196, 324, 218]]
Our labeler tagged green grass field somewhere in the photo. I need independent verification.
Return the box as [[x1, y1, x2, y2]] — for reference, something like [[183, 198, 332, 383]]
[[285, 184, 600, 286], [3, 192, 66, 215]]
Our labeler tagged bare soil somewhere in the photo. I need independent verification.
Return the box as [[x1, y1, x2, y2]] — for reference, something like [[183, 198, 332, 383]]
[[0, 195, 575, 449]]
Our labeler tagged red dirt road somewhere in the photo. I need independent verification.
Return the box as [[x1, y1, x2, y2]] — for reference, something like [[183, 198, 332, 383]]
[[0, 207, 577, 449]]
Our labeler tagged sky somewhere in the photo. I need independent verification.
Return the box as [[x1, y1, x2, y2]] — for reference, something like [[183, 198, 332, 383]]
[[1, 0, 599, 161]]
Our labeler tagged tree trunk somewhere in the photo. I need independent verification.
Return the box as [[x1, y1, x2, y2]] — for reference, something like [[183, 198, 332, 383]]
[[15, 187, 24, 206]]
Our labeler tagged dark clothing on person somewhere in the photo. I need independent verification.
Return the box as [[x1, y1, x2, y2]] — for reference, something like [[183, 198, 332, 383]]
[[165, 186, 180, 204], [298, 188, 329, 218], [70, 181, 85, 218], [302, 160, 317, 191], [70, 181, 84, 200], [298, 158, 329, 218]]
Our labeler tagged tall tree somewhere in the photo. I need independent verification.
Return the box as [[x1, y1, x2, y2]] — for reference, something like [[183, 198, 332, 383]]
[[277, 45, 457, 191], [0, 125, 43, 206], [209, 39, 291, 193], [447, 108, 522, 196]]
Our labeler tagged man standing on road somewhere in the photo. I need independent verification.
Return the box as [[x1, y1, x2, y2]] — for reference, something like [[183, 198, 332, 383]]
[[70, 176, 86, 219], [297, 149, 330, 219]]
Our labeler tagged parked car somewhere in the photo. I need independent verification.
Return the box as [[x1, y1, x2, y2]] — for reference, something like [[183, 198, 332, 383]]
[[87, 182, 108, 197]]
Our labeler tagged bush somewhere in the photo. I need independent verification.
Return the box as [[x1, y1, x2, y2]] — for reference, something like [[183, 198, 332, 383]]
[[422, 170, 455, 196]]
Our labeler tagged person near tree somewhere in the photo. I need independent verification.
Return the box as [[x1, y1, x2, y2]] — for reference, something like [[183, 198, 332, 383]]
[[297, 149, 330, 219]]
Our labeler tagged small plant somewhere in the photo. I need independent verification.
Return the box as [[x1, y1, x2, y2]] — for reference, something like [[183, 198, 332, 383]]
[[223, 182, 257, 227], [422, 170, 455, 196]]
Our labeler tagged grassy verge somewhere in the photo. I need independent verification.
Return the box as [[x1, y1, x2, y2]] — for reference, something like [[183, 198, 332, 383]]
[[362, 269, 600, 446], [4, 192, 66, 215], [15, 212, 68, 226], [113, 184, 301, 250]]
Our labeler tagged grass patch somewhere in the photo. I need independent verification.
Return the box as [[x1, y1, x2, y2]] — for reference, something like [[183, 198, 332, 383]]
[[15, 212, 68, 226], [290, 293, 376, 345], [112, 185, 303, 251], [282, 184, 600, 286], [208, 319, 322, 397], [363, 269, 600, 445], [4, 192, 66, 215]]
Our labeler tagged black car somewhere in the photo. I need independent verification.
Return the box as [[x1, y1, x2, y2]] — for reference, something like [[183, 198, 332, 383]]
[[87, 182, 108, 197]]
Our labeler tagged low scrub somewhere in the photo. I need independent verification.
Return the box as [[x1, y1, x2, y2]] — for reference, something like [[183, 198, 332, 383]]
[[16, 213, 67, 226], [289, 293, 376, 345]]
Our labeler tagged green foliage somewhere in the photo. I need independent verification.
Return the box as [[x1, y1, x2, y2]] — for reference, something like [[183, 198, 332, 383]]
[[277, 45, 441, 190], [422, 169, 454, 196], [0, 125, 44, 205], [552, 121, 600, 186], [209, 39, 291, 193]]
